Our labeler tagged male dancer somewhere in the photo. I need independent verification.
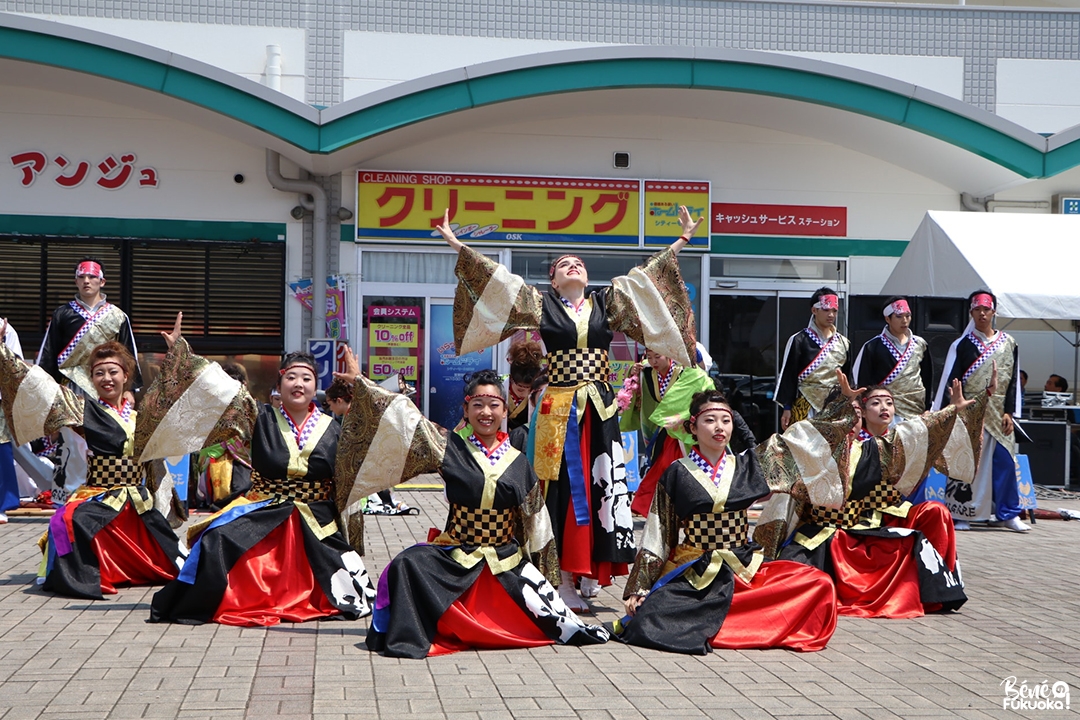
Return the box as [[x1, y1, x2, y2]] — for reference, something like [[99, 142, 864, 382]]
[[37, 257, 141, 397], [934, 289, 1025, 532], [776, 287, 852, 430], [852, 296, 933, 422]]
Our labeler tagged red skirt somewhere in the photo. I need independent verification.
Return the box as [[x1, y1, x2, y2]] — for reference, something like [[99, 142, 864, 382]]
[[213, 511, 339, 627], [711, 560, 837, 652], [631, 435, 683, 518], [429, 566, 554, 657], [831, 502, 958, 619], [91, 502, 179, 594]]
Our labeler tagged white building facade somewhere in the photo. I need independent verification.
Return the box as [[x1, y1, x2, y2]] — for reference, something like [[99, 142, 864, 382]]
[[3, 1, 1079, 418]]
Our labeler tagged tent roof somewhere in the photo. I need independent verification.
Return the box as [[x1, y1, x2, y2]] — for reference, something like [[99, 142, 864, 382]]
[[881, 211, 1080, 332]]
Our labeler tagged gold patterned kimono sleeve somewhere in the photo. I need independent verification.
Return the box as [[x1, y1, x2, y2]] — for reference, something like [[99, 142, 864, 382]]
[[452, 245, 543, 356], [519, 479, 560, 586], [934, 392, 987, 484], [755, 392, 856, 509], [624, 482, 679, 599], [135, 337, 257, 463], [607, 247, 695, 369], [0, 341, 82, 446], [336, 375, 447, 514]]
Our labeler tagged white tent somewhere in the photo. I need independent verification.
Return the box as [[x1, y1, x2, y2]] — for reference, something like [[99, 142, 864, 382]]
[[882, 211, 1080, 332], [882, 210, 1080, 391]]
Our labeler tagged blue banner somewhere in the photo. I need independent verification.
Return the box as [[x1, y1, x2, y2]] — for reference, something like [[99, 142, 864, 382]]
[[427, 304, 493, 428]]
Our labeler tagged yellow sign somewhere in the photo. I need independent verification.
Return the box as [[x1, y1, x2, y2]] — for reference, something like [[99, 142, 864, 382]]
[[357, 171, 642, 245], [643, 181, 710, 248], [369, 354, 418, 381], [369, 323, 418, 348]]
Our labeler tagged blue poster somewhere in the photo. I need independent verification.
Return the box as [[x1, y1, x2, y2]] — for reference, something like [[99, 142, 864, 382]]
[[428, 304, 493, 428], [307, 339, 336, 391], [622, 432, 641, 492]]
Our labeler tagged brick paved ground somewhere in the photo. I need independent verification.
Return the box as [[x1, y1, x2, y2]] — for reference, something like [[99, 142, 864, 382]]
[[2, 485, 1079, 720]]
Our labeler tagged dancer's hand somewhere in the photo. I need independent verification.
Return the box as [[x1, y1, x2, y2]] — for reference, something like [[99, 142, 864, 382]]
[[672, 205, 704, 255], [837, 369, 865, 399], [333, 345, 362, 384], [436, 209, 463, 252], [949, 378, 973, 410], [624, 594, 646, 617], [162, 312, 183, 351], [780, 409, 792, 431]]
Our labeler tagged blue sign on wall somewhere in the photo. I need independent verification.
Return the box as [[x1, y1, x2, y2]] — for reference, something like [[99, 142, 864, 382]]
[[427, 305, 493, 429], [1062, 198, 1080, 215]]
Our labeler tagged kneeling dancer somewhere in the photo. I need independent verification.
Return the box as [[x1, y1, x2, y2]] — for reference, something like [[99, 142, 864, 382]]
[[615, 390, 838, 654], [145, 315, 374, 626], [337, 362, 610, 658]]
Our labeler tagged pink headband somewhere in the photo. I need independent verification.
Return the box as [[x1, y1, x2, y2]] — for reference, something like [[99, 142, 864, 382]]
[[76, 261, 103, 279], [465, 392, 505, 404], [690, 404, 733, 424], [813, 294, 839, 311], [971, 293, 995, 310], [549, 255, 583, 280], [883, 299, 910, 317]]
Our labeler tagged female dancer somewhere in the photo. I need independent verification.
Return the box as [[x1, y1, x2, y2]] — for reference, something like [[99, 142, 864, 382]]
[[438, 207, 702, 611], [620, 348, 715, 517], [0, 322, 182, 599], [333, 359, 609, 658], [142, 314, 374, 626], [506, 339, 544, 432], [615, 390, 837, 654], [755, 368, 991, 619]]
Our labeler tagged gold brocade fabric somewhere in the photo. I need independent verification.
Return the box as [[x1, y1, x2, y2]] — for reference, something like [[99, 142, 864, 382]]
[[85, 455, 141, 490], [445, 504, 514, 546], [248, 470, 332, 503], [798, 335, 851, 412], [886, 340, 929, 420], [547, 348, 610, 386], [58, 306, 127, 398], [532, 387, 575, 484], [790, 395, 811, 423], [963, 335, 1017, 452], [682, 511, 748, 551]]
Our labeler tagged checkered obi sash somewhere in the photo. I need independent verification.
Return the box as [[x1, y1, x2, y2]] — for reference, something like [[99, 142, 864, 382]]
[[682, 511, 748, 551], [249, 470, 332, 503], [807, 479, 905, 529], [86, 455, 140, 490], [547, 348, 610, 386], [445, 503, 515, 546]]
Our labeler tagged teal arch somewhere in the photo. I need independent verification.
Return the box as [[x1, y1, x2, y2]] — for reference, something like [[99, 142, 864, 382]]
[[2, 20, 1076, 178]]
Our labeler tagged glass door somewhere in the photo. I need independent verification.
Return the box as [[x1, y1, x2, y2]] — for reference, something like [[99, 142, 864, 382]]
[[708, 290, 846, 440]]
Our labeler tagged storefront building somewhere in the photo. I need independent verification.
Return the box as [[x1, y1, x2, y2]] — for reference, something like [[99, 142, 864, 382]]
[[4, 2, 1080, 427]]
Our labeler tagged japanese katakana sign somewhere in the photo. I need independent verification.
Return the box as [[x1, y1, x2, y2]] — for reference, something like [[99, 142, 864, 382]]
[[357, 171, 710, 248], [711, 203, 846, 237], [644, 180, 709, 248], [9, 151, 159, 190]]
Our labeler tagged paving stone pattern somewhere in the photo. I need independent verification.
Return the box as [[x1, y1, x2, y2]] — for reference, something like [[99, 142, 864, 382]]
[[1, 485, 1079, 719]]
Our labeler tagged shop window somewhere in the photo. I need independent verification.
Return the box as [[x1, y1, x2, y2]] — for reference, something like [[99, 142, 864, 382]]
[[711, 257, 847, 283]]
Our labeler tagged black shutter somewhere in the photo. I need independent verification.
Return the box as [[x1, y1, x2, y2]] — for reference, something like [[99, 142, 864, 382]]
[[1, 236, 284, 357]]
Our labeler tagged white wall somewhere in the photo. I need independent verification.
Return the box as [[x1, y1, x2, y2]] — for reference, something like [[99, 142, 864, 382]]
[[997, 58, 1080, 134], [0, 85, 294, 222], [342, 31, 612, 100], [14, 13, 307, 102], [786, 52, 965, 101], [352, 113, 959, 242]]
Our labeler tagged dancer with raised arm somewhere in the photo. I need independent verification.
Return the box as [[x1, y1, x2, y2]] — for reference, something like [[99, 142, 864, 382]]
[[335, 357, 610, 658], [615, 390, 837, 654], [143, 314, 374, 626], [756, 368, 991, 618], [437, 206, 702, 611], [0, 320, 182, 599]]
